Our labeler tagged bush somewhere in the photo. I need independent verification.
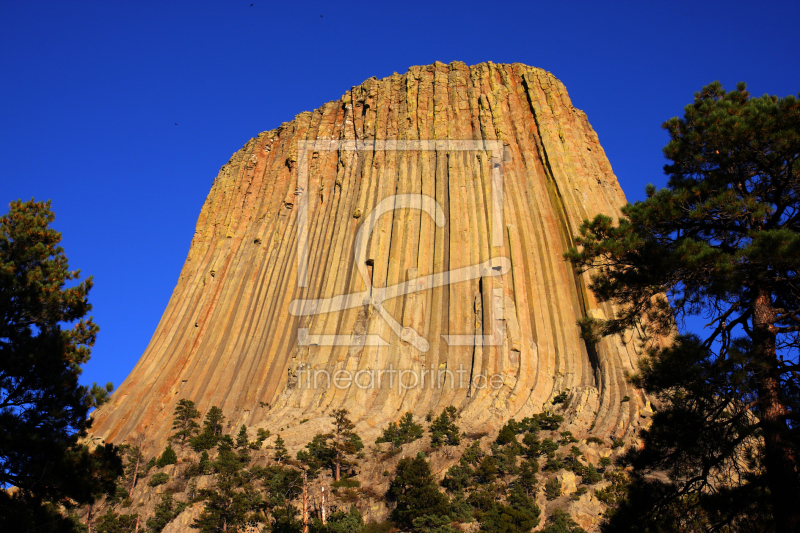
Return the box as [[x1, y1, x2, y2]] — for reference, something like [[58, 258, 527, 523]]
[[156, 445, 177, 468], [148, 472, 169, 487], [585, 437, 605, 446], [331, 477, 361, 488], [545, 477, 562, 500]]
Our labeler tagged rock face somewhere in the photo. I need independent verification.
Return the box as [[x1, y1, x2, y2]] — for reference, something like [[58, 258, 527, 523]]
[[92, 61, 654, 451]]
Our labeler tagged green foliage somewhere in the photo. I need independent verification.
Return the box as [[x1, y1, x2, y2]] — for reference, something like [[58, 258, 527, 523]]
[[189, 406, 225, 451], [387, 453, 450, 529], [461, 441, 484, 465], [0, 199, 122, 531], [251, 464, 303, 509], [541, 509, 588, 533], [170, 399, 200, 448], [155, 445, 177, 468], [331, 477, 361, 488], [540, 438, 558, 458], [411, 514, 457, 533], [567, 81, 800, 530], [582, 464, 602, 485], [552, 390, 569, 405], [274, 434, 289, 463], [559, 432, 578, 445], [430, 406, 460, 448], [235, 424, 249, 449], [300, 409, 363, 480], [545, 478, 561, 500], [324, 506, 365, 533], [495, 421, 519, 446], [270, 506, 303, 533], [252, 428, 271, 449], [96, 509, 138, 533], [193, 443, 260, 533], [585, 437, 604, 446], [518, 460, 538, 495], [148, 472, 169, 487], [522, 433, 540, 457], [475, 456, 498, 484], [571, 487, 588, 501], [441, 463, 474, 493], [376, 412, 424, 447], [478, 486, 540, 532], [198, 451, 212, 475], [146, 493, 185, 533]]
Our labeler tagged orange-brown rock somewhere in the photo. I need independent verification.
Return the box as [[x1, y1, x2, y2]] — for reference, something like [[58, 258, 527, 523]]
[[91, 61, 656, 451]]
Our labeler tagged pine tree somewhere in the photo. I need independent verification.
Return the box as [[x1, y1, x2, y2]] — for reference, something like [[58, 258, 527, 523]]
[[274, 435, 289, 463], [376, 412, 424, 448], [170, 399, 200, 448], [302, 409, 363, 481], [387, 453, 451, 529], [429, 406, 461, 448], [146, 493, 186, 533], [567, 82, 800, 530], [155, 444, 177, 468], [190, 405, 225, 451], [330, 409, 363, 481], [236, 424, 249, 449], [95, 509, 139, 533], [0, 199, 122, 531]]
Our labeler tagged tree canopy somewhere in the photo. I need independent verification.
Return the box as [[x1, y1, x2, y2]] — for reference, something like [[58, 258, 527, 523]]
[[567, 82, 800, 531], [0, 199, 122, 530]]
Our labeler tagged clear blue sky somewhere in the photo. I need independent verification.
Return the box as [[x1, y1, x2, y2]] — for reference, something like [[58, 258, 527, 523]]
[[1, 0, 798, 391]]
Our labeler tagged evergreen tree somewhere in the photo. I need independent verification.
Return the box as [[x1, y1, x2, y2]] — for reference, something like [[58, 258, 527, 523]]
[[155, 444, 177, 468], [190, 406, 225, 451], [235, 424, 249, 449], [301, 409, 363, 481], [541, 509, 587, 533], [567, 82, 800, 531], [330, 408, 363, 481], [170, 399, 200, 448], [478, 486, 540, 533], [324, 505, 365, 533], [146, 493, 185, 533], [0, 199, 122, 530], [274, 434, 289, 463], [193, 436, 260, 533], [96, 509, 139, 533], [387, 453, 451, 529], [376, 412, 424, 448], [429, 406, 461, 448]]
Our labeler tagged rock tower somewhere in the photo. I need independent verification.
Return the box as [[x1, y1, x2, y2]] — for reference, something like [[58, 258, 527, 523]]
[[91, 61, 654, 451]]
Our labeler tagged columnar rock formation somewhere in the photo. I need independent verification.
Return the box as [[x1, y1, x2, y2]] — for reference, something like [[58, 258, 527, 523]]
[[92, 61, 656, 450]]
